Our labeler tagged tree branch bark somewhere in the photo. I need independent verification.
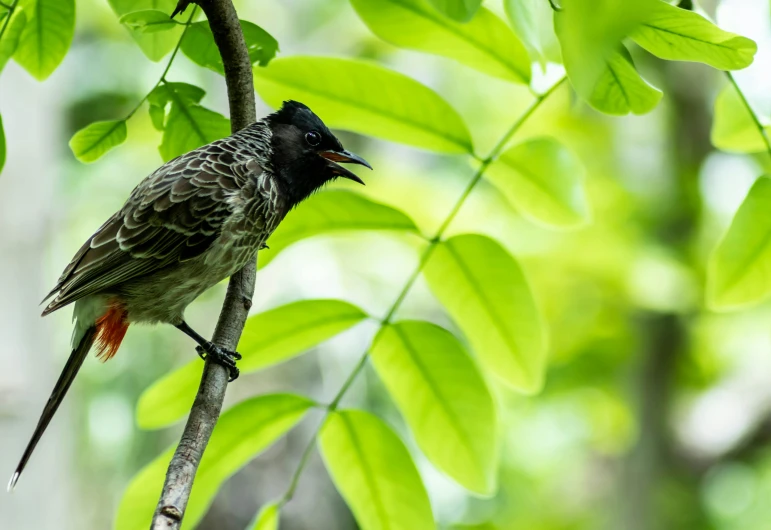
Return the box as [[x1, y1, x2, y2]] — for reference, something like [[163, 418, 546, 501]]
[[151, 1, 256, 528]]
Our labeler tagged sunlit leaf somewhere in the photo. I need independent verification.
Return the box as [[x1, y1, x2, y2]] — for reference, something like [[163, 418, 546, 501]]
[[0, 9, 27, 74], [631, 0, 757, 71], [318, 410, 435, 530], [69, 120, 128, 163], [503, 0, 561, 68], [711, 84, 769, 153], [251, 503, 280, 530], [158, 83, 230, 161], [13, 0, 75, 80], [108, 0, 184, 62], [371, 321, 498, 495], [149, 81, 205, 106], [182, 20, 278, 73], [119, 9, 179, 33], [554, 0, 656, 113], [148, 104, 165, 130], [262, 190, 419, 267], [351, 0, 530, 83], [424, 234, 547, 392], [0, 114, 5, 175], [117, 394, 313, 530], [707, 177, 771, 310], [137, 299, 367, 429], [486, 137, 590, 228], [254, 56, 473, 154], [428, 0, 481, 22]]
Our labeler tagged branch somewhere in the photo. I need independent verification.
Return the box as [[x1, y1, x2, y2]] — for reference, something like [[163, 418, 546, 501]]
[[151, 1, 256, 528]]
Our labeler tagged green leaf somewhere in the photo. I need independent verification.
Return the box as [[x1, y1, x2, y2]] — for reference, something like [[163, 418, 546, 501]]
[[707, 177, 771, 310], [0, 114, 5, 175], [253, 56, 473, 154], [108, 0, 184, 62], [503, 0, 561, 68], [68, 120, 128, 163], [428, 0, 481, 22], [710, 84, 769, 153], [13, 0, 75, 81], [158, 87, 230, 161], [136, 299, 367, 429], [262, 190, 419, 268], [319, 410, 435, 530], [119, 9, 178, 33], [182, 20, 278, 73], [371, 321, 498, 495], [486, 137, 590, 228], [148, 81, 205, 106], [148, 104, 165, 131], [351, 0, 530, 83], [117, 394, 312, 530], [424, 234, 547, 393], [0, 9, 27, 75], [631, 0, 757, 71], [251, 503, 280, 530], [585, 47, 662, 116]]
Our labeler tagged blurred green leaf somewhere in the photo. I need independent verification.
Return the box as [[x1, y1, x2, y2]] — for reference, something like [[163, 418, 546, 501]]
[[424, 234, 547, 393], [117, 394, 313, 530], [13, 0, 74, 81], [371, 321, 498, 495], [318, 410, 435, 530], [0, 9, 26, 74], [119, 10, 179, 34], [137, 299, 367, 429], [69, 120, 128, 163], [351, 0, 530, 83], [0, 114, 5, 175], [554, 0, 655, 113], [711, 84, 769, 153], [708, 177, 771, 310], [148, 104, 165, 130], [108, 0, 184, 62], [149, 81, 205, 106], [427, 0, 481, 22], [254, 56, 473, 153], [262, 190, 420, 267], [158, 83, 230, 161], [251, 503, 280, 530], [486, 137, 590, 228], [503, 0, 561, 68], [182, 20, 277, 74], [631, 1, 757, 71]]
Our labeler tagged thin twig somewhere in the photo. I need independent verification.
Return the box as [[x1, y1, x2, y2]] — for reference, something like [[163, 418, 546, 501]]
[[150, 0, 256, 528], [275, 76, 568, 508], [726, 72, 771, 160]]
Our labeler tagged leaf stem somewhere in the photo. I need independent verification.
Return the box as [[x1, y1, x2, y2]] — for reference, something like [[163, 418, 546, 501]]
[[726, 72, 771, 160], [0, 0, 18, 44], [274, 75, 568, 509], [124, 6, 197, 121]]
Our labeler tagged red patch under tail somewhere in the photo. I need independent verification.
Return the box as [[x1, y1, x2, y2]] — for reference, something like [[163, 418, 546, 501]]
[[94, 302, 129, 362]]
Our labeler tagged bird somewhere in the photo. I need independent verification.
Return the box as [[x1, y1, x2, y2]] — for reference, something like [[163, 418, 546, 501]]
[[8, 100, 371, 490]]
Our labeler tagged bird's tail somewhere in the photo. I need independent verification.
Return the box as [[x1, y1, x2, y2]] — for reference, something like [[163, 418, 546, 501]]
[[7, 326, 97, 491]]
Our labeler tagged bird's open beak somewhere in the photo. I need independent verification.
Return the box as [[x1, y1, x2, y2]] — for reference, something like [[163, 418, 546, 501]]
[[319, 150, 372, 185]]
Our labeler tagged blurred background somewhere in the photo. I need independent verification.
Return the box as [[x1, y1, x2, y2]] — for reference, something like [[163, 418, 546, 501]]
[[3, 0, 771, 529]]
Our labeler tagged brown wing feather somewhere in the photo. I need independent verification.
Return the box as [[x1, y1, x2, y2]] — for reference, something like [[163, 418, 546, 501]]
[[43, 142, 264, 315]]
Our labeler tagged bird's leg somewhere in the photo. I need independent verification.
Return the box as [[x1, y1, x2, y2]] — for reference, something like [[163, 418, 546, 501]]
[[174, 321, 241, 381]]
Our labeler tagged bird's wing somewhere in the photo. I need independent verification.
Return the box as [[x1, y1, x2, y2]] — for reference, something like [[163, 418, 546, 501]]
[[43, 144, 264, 315]]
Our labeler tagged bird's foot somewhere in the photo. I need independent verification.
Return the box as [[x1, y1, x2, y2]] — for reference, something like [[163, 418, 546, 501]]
[[196, 343, 242, 382]]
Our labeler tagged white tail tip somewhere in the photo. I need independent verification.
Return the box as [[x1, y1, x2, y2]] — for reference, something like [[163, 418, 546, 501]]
[[7, 471, 19, 492]]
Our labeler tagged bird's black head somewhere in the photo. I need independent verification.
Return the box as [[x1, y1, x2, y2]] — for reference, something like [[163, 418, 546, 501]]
[[266, 101, 371, 206]]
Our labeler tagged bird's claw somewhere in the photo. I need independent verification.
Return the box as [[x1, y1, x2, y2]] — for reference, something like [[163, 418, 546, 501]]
[[195, 343, 241, 382]]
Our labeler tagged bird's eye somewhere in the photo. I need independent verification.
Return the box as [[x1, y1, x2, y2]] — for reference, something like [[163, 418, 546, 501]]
[[305, 131, 321, 146]]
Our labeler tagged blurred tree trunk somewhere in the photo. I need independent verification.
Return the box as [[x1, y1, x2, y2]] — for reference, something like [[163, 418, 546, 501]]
[[619, 58, 715, 530]]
